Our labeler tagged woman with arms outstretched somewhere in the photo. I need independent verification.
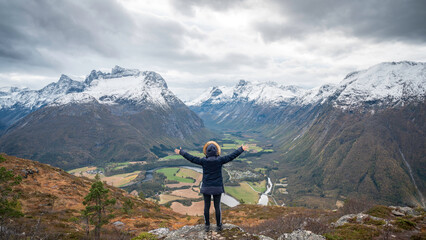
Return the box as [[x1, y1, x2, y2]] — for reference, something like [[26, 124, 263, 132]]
[[175, 141, 248, 232]]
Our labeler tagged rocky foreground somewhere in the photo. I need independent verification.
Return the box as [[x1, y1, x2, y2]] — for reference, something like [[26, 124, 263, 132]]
[[142, 205, 425, 240], [146, 224, 324, 240]]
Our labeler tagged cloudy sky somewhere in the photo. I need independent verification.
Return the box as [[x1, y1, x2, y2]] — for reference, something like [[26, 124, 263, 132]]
[[1, 0, 425, 100]]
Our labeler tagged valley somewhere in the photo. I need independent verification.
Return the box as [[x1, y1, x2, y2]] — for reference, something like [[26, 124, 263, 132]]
[[67, 131, 288, 214]]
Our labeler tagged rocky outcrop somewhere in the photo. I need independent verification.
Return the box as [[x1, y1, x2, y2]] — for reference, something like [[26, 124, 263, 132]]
[[278, 230, 325, 240], [333, 213, 386, 227], [389, 206, 421, 217], [150, 224, 273, 240]]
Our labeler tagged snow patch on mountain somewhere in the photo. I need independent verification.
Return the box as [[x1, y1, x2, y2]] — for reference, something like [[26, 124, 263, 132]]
[[51, 93, 98, 106], [333, 61, 426, 108]]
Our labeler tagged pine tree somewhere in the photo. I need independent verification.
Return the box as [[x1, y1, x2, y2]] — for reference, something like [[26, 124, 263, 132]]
[[82, 174, 116, 240]]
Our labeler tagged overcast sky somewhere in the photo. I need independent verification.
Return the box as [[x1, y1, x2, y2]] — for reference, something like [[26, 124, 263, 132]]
[[1, 0, 425, 100]]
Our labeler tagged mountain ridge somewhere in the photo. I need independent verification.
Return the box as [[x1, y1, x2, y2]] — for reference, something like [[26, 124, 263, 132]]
[[189, 61, 425, 110]]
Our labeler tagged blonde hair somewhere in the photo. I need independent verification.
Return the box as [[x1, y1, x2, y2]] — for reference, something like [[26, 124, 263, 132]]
[[203, 141, 221, 156]]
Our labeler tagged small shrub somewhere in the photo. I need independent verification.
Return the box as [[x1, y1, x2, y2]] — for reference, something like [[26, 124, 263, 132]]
[[339, 198, 374, 215], [365, 205, 391, 218], [134, 221, 150, 228], [363, 216, 385, 226], [394, 217, 416, 230], [326, 224, 380, 240], [0, 155, 5, 162], [131, 232, 158, 240], [410, 232, 426, 240], [68, 216, 79, 223]]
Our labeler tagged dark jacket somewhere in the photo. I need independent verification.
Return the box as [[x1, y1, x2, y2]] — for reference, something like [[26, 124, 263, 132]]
[[180, 145, 244, 195]]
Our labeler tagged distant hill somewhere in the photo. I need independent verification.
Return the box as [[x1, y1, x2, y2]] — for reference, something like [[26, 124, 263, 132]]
[[0, 66, 212, 169], [189, 61, 426, 208]]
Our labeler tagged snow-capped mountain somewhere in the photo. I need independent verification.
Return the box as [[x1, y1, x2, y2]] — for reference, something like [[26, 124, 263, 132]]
[[0, 74, 85, 111], [190, 61, 426, 110], [0, 66, 211, 169], [0, 66, 185, 133], [189, 80, 306, 107], [332, 61, 426, 109]]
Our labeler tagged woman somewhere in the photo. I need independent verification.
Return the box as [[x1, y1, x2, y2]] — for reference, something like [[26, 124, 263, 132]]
[[175, 141, 248, 232]]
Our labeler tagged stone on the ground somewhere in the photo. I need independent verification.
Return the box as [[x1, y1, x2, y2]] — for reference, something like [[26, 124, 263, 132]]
[[161, 224, 273, 240], [112, 221, 125, 228], [391, 209, 405, 216], [149, 227, 170, 238], [390, 206, 420, 216], [333, 213, 384, 227], [278, 230, 325, 240]]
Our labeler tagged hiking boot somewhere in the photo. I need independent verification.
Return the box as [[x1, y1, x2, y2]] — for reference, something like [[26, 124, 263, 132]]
[[216, 225, 223, 232], [204, 225, 210, 232]]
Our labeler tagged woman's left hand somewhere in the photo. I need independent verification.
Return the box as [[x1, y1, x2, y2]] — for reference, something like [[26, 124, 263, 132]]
[[242, 144, 249, 151]]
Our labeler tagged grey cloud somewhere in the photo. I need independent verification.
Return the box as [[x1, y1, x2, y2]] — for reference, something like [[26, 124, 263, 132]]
[[171, 0, 247, 16], [256, 0, 426, 43], [0, 0, 135, 71], [0, 0, 210, 75]]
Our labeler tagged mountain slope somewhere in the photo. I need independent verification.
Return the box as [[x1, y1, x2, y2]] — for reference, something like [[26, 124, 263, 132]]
[[0, 153, 198, 238], [0, 66, 211, 169]]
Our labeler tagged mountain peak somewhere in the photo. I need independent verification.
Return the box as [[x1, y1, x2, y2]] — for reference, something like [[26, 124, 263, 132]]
[[143, 71, 168, 89], [236, 79, 249, 87], [111, 65, 126, 74], [210, 87, 223, 97]]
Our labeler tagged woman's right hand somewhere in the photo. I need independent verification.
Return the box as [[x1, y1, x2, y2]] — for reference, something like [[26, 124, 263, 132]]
[[174, 148, 181, 154]]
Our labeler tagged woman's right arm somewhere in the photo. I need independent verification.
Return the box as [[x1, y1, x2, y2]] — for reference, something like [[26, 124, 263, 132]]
[[175, 148, 203, 165]]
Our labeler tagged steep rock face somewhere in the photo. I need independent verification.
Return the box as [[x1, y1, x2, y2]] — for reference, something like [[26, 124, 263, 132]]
[[0, 67, 210, 169], [190, 61, 426, 207]]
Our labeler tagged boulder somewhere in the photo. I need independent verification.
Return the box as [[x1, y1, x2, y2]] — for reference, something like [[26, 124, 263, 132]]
[[391, 210, 405, 216], [278, 230, 325, 240], [158, 224, 273, 240], [149, 227, 170, 238], [333, 213, 385, 227], [112, 221, 125, 229], [390, 206, 420, 216]]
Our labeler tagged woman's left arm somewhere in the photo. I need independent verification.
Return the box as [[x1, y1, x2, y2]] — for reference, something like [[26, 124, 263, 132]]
[[219, 145, 247, 164]]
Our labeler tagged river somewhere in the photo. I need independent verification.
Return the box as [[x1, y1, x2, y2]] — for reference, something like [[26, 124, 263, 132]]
[[258, 177, 272, 206]]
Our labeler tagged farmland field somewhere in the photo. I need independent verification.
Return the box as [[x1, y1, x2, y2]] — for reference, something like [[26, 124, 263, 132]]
[[247, 180, 267, 193], [225, 182, 259, 204], [156, 167, 195, 183]]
